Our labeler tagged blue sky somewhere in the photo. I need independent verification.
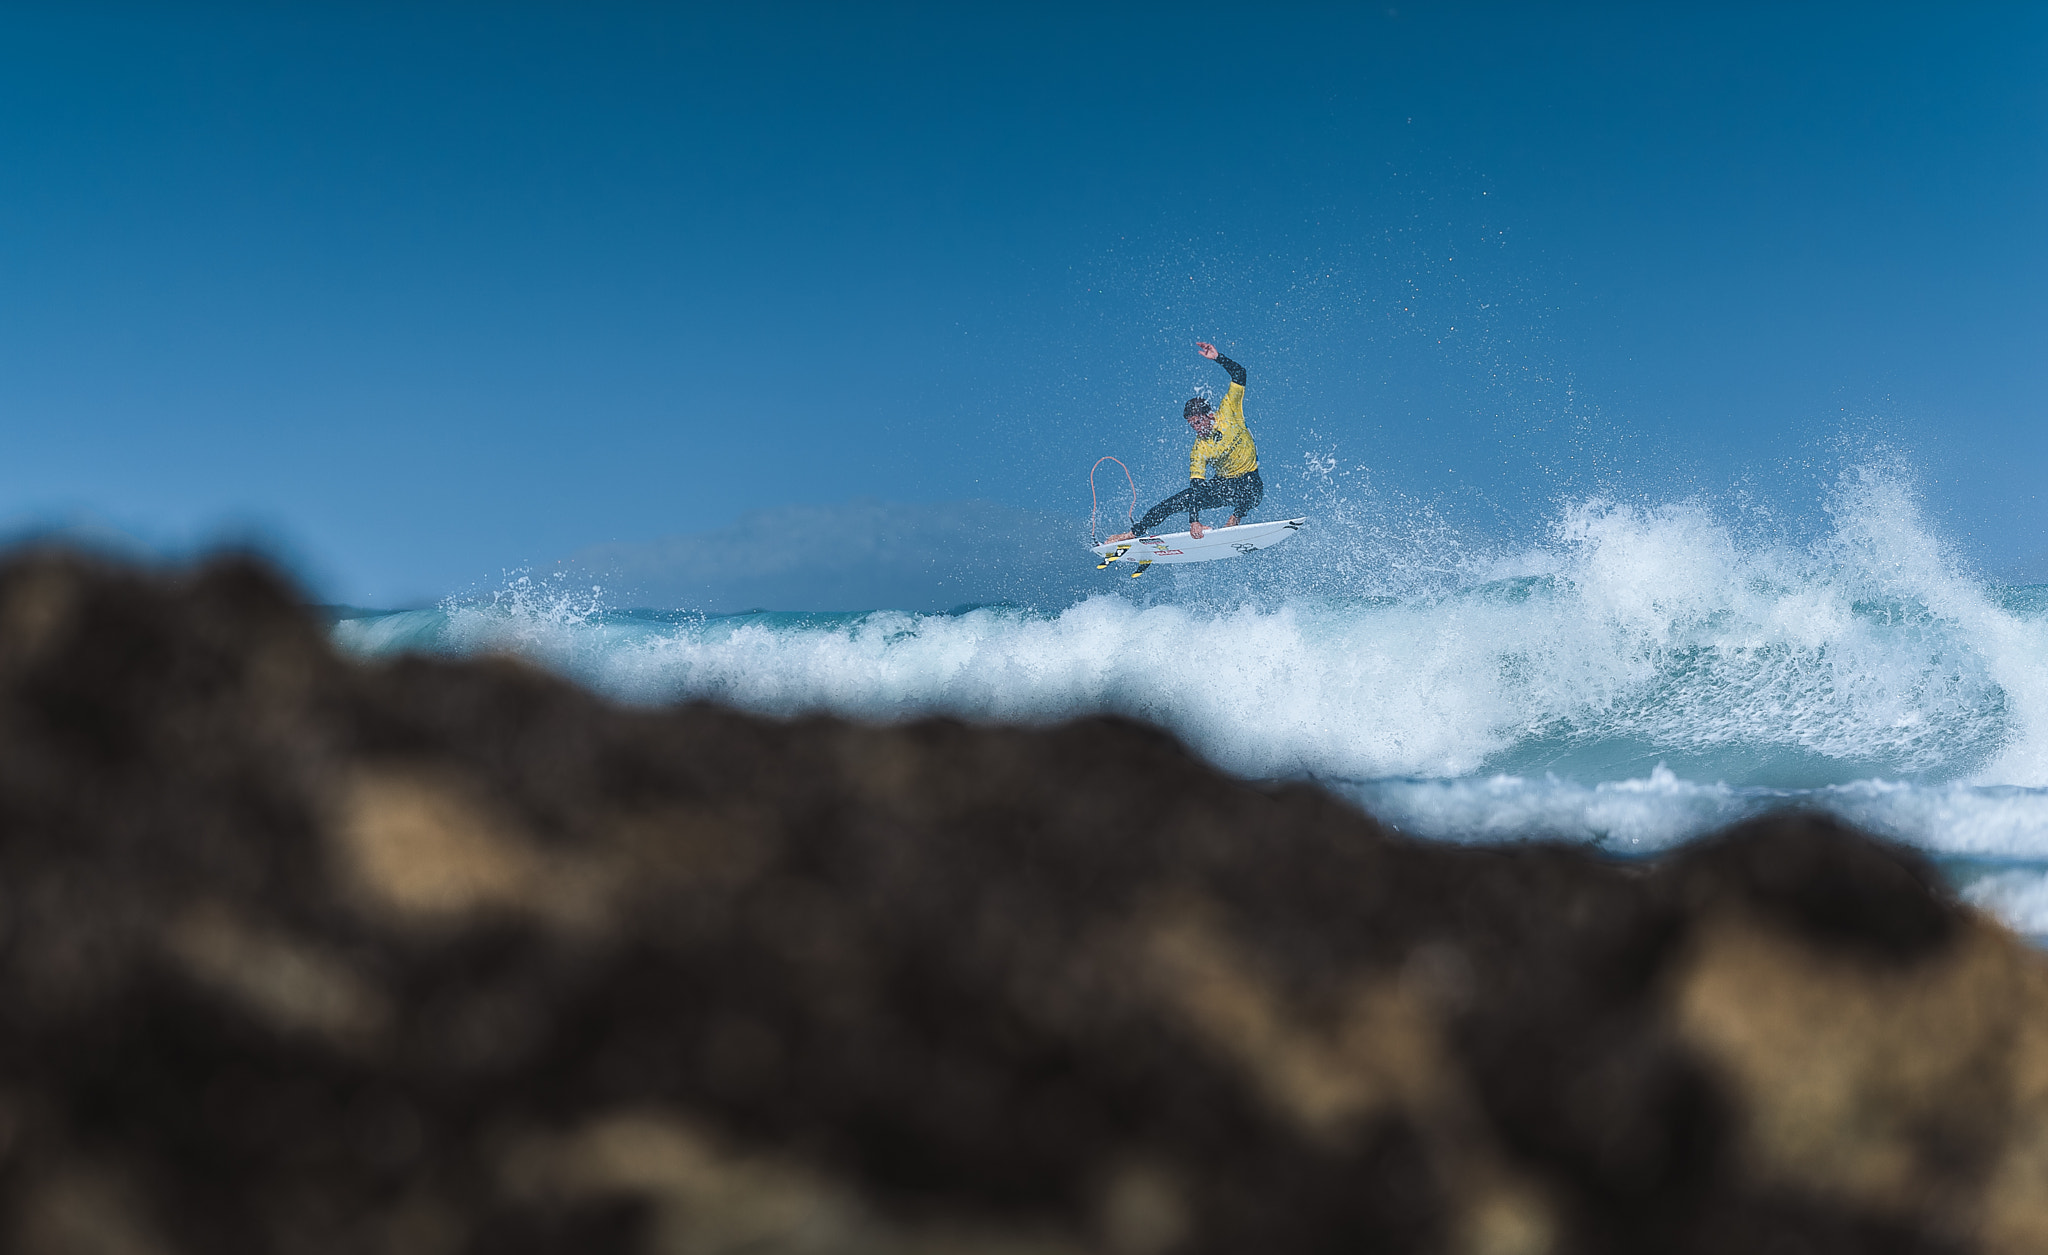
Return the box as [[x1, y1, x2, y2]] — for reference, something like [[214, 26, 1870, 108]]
[[2, 3, 2043, 605]]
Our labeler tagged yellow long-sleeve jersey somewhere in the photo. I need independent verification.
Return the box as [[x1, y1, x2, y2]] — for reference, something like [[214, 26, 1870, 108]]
[[1189, 382, 1258, 480]]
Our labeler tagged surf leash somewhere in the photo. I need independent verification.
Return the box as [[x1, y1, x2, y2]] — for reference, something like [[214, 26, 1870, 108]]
[[1088, 455, 1137, 544]]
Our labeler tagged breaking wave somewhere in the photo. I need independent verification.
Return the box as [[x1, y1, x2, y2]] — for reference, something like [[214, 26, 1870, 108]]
[[334, 467, 2048, 934]]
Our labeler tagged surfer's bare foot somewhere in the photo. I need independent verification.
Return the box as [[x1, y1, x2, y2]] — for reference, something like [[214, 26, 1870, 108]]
[[1189, 521, 1206, 539], [1105, 532, 1133, 542], [1225, 514, 1240, 527]]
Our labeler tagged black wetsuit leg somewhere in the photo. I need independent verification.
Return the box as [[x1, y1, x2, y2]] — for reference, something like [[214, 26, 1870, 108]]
[[1135, 481, 1224, 534], [1134, 484, 1204, 534], [1221, 468, 1263, 521], [1133, 469, 1264, 533]]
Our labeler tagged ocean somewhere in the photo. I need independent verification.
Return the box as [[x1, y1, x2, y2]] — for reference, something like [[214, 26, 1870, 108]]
[[332, 467, 2048, 939]]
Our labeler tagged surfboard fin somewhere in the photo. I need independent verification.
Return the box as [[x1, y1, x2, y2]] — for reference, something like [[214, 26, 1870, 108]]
[[1130, 560, 1151, 578], [1097, 544, 1131, 570]]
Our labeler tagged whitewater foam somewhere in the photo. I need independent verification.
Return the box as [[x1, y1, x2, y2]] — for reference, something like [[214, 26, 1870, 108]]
[[340, 525, 2041, 785], [332, 469, 2048, 934]]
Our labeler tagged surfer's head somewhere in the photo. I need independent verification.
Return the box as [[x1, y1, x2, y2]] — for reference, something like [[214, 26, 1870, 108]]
[[1183, 396, 1215, 435]]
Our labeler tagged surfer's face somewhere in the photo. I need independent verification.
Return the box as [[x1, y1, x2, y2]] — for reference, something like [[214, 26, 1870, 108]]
[[1186, 412, 1214, 437]]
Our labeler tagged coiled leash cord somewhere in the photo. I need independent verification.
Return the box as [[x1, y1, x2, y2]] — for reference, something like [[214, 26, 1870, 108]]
[[1088, 455, 1137, 544]]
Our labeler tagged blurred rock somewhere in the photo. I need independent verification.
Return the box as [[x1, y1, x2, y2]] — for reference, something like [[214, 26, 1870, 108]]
[[0, 548, 2044, 1255]]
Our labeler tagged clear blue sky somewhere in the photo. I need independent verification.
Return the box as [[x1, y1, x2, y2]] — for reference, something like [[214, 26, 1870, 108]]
[[2, 3, 2042, 605]]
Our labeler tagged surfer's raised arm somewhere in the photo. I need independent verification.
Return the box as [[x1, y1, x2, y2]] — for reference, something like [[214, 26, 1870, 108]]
[[1197, 340, 1247, 387]]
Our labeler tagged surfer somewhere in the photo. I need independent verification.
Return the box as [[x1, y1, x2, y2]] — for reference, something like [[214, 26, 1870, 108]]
[[1106, 342, 1263, 541]]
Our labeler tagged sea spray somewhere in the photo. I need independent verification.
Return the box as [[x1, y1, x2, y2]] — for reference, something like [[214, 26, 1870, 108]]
[[332, 467, 2048, 934]]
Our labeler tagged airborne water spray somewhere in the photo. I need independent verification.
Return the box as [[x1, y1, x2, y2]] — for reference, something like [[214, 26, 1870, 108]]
[[334, 465, 2048, 934]]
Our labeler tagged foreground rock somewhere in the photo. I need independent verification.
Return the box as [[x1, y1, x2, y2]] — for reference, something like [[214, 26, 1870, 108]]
[[0, 550, 2045, 1255]]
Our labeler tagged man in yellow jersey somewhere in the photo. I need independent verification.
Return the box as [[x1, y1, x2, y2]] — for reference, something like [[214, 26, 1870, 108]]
[[1107, 341, 1263, 541]]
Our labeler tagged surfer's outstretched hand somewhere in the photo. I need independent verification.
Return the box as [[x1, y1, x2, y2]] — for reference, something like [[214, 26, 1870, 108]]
[[1195, 341, 1219, 360]]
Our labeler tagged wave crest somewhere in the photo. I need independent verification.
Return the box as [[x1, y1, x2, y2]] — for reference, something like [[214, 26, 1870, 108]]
[[338, 468, 2046, 791]]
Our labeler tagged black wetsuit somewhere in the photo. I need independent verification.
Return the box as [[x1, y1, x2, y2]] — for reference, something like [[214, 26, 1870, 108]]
[[1133, 353, 1265, 534], [1132, 470, 1265, 534]]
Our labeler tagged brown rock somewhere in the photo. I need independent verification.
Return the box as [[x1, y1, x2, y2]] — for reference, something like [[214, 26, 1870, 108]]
[[0, 547, 2040, 1254]]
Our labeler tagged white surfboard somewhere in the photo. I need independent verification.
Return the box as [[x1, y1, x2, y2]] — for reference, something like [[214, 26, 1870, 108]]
[[1090, 518, 1308, 576]]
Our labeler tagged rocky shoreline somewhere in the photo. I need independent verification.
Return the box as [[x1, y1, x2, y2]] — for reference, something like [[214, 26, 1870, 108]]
[[0, 549, 2043, 1254]]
